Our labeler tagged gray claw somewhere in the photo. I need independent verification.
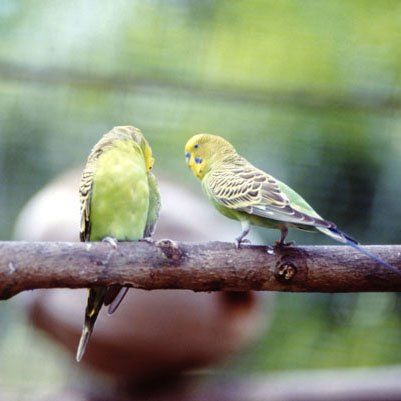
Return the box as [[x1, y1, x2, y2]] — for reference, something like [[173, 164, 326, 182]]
[[102, 236, 118, 249], [235, 238, 251, 249], [140, 237, 154, 244], [274, 240, 294, 248], [266, 246, 275, 255]]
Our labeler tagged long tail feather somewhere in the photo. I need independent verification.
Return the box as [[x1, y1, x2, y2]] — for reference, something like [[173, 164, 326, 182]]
[[76, 287, 107, 362], [319, 226, 400, 276], [103, 284, 130, 315], [107, 287, 129, 315], [346, 240, 400, 276]]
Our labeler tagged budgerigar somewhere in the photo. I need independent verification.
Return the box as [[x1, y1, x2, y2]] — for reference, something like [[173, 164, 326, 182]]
[[184, 133, 397, 274], [77, 125, 160, 362]]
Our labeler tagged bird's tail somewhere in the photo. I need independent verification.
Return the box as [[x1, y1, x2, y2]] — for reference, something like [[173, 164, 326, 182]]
[[317, 226, 400, 276], [104, 285, 129, 315], [76, 287, 107, 362]]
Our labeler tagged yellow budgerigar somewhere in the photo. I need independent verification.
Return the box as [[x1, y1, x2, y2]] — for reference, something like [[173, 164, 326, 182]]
[[185, 133, 398, 274], [77, 125, 160, 362]]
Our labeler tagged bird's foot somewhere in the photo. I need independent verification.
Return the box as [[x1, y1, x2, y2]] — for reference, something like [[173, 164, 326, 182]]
[[235, 238, 251, 249], [274, 240, 295, 248], [102, 236, 118, 249], [140, 237, 154, 244]]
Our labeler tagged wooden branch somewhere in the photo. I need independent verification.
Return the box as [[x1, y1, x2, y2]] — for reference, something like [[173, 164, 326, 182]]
[[0, 241, 401, 300]]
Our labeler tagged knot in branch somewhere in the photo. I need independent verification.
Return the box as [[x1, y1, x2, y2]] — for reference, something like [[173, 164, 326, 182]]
[[275, 262, 297, 282], [156, 239, 183, 262]]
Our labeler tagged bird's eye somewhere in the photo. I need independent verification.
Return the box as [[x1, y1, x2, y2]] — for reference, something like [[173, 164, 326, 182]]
[[195, 157, 203, 164], [194, 144, 199, 149]]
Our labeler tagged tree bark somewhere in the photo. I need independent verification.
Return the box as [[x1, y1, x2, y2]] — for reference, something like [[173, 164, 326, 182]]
[[0, 240, 400, 300]]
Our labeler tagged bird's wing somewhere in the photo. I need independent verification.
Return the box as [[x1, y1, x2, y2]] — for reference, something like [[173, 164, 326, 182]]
[[144, 172, 161, 238], [79, 134, 116, 241], [79, 126, 129, 242], [205, 165, 333, 228], [79, 161, 95, 242]]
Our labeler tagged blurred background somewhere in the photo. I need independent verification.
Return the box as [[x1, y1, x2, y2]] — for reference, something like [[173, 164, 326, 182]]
[[2, 0, 401, 400]]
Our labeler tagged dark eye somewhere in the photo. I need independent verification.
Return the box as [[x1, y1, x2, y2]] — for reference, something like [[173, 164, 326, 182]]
[[194, 144, 199, 149]]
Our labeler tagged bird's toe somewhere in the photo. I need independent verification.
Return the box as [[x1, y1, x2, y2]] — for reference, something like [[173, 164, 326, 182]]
[[102, 236, 118, 249], [274, 240, 295, 248], [140, 237, 154, 244]]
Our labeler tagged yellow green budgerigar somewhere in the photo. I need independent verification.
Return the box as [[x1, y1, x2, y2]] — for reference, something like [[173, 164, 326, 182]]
[[77, 125, 160, 362], [185, 133, 398, 274]]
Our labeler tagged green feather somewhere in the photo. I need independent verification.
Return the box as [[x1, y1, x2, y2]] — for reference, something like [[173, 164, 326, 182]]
[[187, 133, 396, 274], [89, 141, 149, 241], [76, 126, 160, 361], [144, 172, 161, 238]]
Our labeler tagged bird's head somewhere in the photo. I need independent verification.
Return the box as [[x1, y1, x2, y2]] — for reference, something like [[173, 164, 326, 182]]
[[108, 126, 155, 172], [185, 134, 236, 180]]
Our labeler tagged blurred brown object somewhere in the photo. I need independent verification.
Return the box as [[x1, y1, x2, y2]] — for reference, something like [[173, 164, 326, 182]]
[[14, 169, 269, 383]]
